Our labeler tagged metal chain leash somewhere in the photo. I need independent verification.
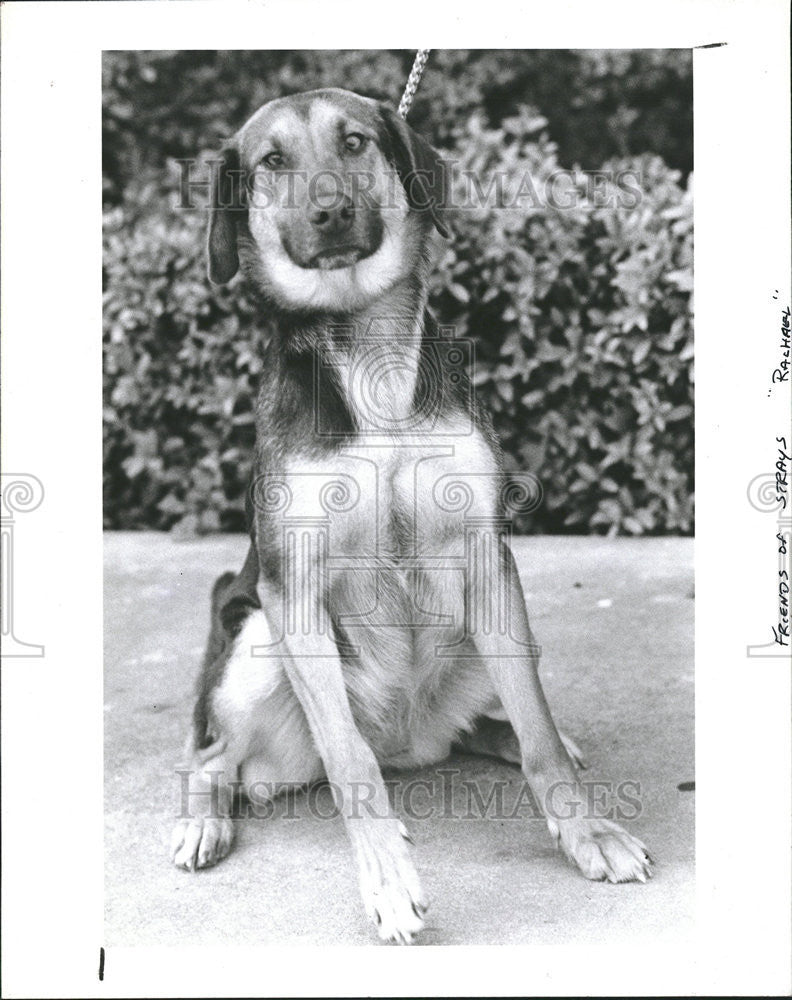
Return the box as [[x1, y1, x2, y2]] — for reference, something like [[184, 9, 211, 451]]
[[397, 49, 431, 119]]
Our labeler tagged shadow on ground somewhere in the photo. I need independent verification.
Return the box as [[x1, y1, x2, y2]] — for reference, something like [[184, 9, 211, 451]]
[[104, 533, 694, 946]]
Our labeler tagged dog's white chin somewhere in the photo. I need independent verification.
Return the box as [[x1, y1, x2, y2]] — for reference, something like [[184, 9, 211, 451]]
[[257, 223, 411, 313]]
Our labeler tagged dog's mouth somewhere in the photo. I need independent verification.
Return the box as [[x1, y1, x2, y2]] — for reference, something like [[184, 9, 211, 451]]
[[306, 246, 369, 270], [279, 217, 385, 273]]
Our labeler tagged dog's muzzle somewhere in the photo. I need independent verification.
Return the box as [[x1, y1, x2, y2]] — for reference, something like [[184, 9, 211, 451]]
[[279, 191, 384, 271]]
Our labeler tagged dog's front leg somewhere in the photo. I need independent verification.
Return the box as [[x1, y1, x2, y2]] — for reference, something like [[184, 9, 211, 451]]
[[470, 536, 652, 884], [259, 549, 427, 944]]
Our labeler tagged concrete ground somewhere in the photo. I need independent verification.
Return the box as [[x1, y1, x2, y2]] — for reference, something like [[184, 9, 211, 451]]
[[104, 533, 694, 947]]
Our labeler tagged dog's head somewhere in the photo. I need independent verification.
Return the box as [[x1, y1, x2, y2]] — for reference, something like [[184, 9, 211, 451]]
[[207, 88, 449, 311]]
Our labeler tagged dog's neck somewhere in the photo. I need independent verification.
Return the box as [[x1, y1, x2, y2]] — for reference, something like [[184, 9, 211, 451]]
[[280, 274, 429, 434]]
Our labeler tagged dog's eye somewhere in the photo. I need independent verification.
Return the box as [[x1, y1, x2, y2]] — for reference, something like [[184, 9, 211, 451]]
[[344, 133, 367, 153], [260, 151, 284, 169]]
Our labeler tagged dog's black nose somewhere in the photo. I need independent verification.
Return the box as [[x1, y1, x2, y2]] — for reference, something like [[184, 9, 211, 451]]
[[308, 194, 355, 234]]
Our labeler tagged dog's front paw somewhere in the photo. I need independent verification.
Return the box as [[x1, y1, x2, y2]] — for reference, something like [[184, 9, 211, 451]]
[[171, 816, 234, 871], [548, 816, 652, 884], [357, 823, 428, 945]]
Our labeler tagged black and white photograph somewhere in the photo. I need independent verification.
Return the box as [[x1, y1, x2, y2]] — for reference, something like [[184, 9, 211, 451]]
[[103, 46, 688, 947], [1, 2, 790, 997]]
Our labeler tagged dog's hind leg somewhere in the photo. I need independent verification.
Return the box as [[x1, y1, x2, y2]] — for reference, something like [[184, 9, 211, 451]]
[[458, 714, 586, 770], [171, 738, 238, 871], [172, 606, 321, 871]]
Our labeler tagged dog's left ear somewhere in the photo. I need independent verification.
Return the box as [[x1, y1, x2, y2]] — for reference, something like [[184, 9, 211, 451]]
[[207, 144, 245, 284], [378, 103, 451, 239]]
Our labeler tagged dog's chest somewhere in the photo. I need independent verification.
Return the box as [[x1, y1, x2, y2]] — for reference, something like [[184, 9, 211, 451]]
[[279, 424, 498, 558], [267, 427, 500, 765]]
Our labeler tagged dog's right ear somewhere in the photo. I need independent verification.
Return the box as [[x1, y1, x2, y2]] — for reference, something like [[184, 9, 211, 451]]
[[377, 103, 451, 239], [207, 145, 244, 285]]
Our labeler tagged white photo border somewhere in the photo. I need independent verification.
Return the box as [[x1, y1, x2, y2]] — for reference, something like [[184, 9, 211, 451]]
[[1, 1, 790, 996]]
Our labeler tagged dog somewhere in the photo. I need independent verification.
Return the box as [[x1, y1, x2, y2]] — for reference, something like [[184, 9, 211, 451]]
[[170, 88, 652, 944]]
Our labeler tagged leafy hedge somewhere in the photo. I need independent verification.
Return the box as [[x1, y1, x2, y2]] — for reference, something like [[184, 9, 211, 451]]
[[103, 50, 692, 204], [431, 116, 694, 535], [103, 53, 693, 535]]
